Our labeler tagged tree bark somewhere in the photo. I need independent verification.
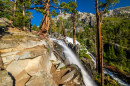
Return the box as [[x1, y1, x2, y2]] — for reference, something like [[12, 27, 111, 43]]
[[73, 0, 76, 44], [61, 20, 66, 37], [96, 1, 104, 85], [101, 41, 104, 86], [13, 0, 17, 18], [40, 0, 50, 39], [95, 0, 102, 74], [58, 0, 66, 37], [23, 0, 26, 30]]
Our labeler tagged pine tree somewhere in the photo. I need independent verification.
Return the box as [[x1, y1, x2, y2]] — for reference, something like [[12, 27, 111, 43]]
[[26, 0, 63, 39], [58, 0, 66, 37], [17, 0, 32, 30], [118, 41, 127, 66], [60, 0, 77, 44], [95, 0, 119, 74]]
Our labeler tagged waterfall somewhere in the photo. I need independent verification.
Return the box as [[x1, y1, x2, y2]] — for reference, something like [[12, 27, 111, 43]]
[[51, 38, 97, 86], [51, 37, 129, 86], [65, 37, 129, 86]]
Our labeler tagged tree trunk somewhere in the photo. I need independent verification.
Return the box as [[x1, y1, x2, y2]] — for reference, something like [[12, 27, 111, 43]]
[[61, 20, 66, 37], [60, 11, 66, 37], [13, 0, 16, 18], [73, 0, 76, 44], [58, 1, 66, 37], [95, 0, 102, 74], [23, 0, 26, 30], [101, 41, 104, 86], [95, 36, 97, 56], [39, 0, 50, 39]]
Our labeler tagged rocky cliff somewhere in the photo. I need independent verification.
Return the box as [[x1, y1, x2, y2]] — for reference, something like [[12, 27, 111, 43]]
[[0, 26, 85, 86], [53, 6, 130, 29], [104, 6, 130, 17]]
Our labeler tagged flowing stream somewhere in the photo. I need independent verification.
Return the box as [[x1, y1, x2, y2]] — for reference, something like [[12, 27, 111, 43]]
[[51, 37, 129, 86], [51, 38, 97, 86]]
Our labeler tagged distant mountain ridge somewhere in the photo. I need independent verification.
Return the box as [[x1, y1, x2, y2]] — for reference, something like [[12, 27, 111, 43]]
[[104, 6, 130, 17], [53, 6, 130, 28]]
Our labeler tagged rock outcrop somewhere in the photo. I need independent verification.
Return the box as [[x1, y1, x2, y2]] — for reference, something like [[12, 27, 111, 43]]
[[104, 6, 130, 17], [0, 27, 57, 86], [0, 27, 85, 86]]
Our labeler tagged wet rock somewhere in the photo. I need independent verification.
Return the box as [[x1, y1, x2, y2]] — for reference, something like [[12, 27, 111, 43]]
[[81, 57, 97, 78], [0, 70, 14, 86], [67, 43, 80, 57]]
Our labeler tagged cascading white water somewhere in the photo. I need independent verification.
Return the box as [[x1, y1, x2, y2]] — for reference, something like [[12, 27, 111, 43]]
[[51, 38, 97, 86], [88, 51, 130, 86], [51, 37, 129, 86], [65, 37, 129, 86]]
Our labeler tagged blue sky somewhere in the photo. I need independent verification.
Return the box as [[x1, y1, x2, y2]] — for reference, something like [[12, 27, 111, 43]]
[[29, 0, 130, 26]]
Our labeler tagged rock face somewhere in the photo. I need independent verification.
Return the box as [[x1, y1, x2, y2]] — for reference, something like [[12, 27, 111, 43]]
[[0, 27, 86, 86], [53, 6, 130, 29], [104, 6, 130, 17], [53, 12, 96, 28], [0, 27, 58, 86], [67, 42, 80, 57]]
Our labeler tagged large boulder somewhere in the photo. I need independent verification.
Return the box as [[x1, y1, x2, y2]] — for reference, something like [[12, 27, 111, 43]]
[[25, 55, 48, 76], [0, 70, 14, 86], [6, 59, 30, 77]]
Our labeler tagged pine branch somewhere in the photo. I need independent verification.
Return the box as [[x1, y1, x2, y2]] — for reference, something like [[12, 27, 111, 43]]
[[50, 5, 63, 9], [26, 7, 44, 10]]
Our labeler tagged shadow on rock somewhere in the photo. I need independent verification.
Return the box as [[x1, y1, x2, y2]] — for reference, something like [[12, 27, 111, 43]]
[[0, 26, 10, 38], [8, 72, 15, 86]]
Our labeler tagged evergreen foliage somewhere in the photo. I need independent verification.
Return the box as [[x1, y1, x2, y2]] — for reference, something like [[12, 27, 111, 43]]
[[32, 24, 39, 31]]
